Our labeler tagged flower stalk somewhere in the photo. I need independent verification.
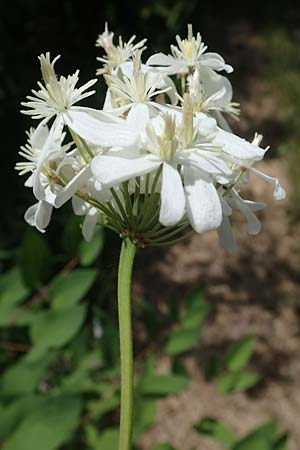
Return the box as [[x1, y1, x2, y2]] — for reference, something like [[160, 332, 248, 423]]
[[117, 238, 136, 450]]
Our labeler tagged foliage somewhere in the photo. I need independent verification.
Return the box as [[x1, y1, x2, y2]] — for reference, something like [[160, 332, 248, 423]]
[[195, 418, 289, 450], [205, 336, 261, 394]]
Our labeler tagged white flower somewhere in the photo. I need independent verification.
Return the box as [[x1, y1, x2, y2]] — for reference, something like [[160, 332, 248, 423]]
[[96, 22, 147, 75], [91, 100, 234, 232], [21, 53, 138, 154], [21, 54, 97, 119], [103, 55, 178, 118], [187, 66, 239, 129], [147, 24, 233, 76], [16, 117, 66, 200], [15, 124, 71, 180]]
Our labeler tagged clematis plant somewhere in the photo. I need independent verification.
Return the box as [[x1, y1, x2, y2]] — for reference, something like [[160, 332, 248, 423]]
[[17, 23, 285, 450]]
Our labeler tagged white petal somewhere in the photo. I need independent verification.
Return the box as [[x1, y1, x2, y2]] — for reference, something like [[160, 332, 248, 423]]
[[103, 89, 114, 111], [217, 214, 237, 253], [35, 201, 53, 231], [180, 152, 232, 177], [126, 104, 150, 133], [24, 201, 53, 233], [63, 107, 138, 148], [55, 166, 92, 208], [243, 200, 267, 212], [213, 110, 232, 132], [33, 116, 64, 200], [25, 173, 34, 188], [201, 52, 233, 73], [184, 168, 222, 233], [250, 167, 286, 200], [31, 120, 50, 149], [215, 129, 266, 161], [91, 154, 160, 186], [147, 53, 175, 67], [231, 190, 261, 235], [159, 163, 185, 226], [24, 203, 39, 227], [203, 68, 233, 107], [82, 208, 99, 241], [72, 196, 90, 216]]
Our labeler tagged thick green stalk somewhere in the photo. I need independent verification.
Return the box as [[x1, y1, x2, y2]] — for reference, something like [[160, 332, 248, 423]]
[[117, 238, 136, 450]]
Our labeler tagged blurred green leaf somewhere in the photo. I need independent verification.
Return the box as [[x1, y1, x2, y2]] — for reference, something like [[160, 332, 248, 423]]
[[29, 304, 86, 357], [79, 226, 104, 266], [165, 327, 201, 355], [50, 269, 98, 310], [19, 230, 51, 289], [59, 369, 97, 394], [232, 421, 277, 450], [194, 417, 237, 447], [183, 284, 210, 329], [62, 215, 82, 258], [0, 354, 53, 397], [217, 371, 261, 394], [87, 391, 120, 420], [139, 298, 160, 340], [133, 397, 157, 439], [2, 396, 81, 450], [205, 355, 222, 381], [0, 396, 45, 440], [0, 267, 29, 306], [274, 432, 289, 450], [152, 444, 177, 450], [93, 427, 119, 450], [224, 336, 256, 372], [140, 374, 189, 396]]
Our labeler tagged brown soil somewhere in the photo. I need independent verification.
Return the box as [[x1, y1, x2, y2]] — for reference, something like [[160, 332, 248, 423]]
[[135, 160, 300, 450]]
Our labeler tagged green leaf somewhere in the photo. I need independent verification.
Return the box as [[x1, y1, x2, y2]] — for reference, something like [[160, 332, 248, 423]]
[[205, 355, 222, 381], [194, 417, 237, 447], [232, 436, 271, 450], [274, 432, 289, 450], [87, 392, 120, 420], [183, 285, 211, 329], [2, 396, 81, 450], [94, 427, 119, 450], [0, 267, 29, 306], [217, 371, 261, 394], [50, 269, 98, 310], [19, 229, 51, 289], [0, 354, 54, 397], [59, 369, 97, 394], [139, 298, 160, 340], [140, 374, 189, 397], [133, 398, 157, 439], [0, 267, 30, 326], [29, 304, 86, 356], [165, 327, 201, 355], [232, 421, 277, 450], [0, 396, 45, 440], [152, 444, 177, 450], [79, 226, 104, 266], [62, 215, 82, 258], [223, 336, 255, 372]]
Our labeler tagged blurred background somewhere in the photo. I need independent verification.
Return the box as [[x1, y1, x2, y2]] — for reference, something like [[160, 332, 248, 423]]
[[0, 1, 300, 449]]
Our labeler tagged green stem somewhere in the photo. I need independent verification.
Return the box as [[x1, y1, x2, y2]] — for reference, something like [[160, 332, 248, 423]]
[[117, 238, 136, 450]]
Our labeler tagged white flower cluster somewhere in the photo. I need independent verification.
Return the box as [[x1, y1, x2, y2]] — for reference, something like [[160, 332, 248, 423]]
[[17, 24, 285, 251]]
